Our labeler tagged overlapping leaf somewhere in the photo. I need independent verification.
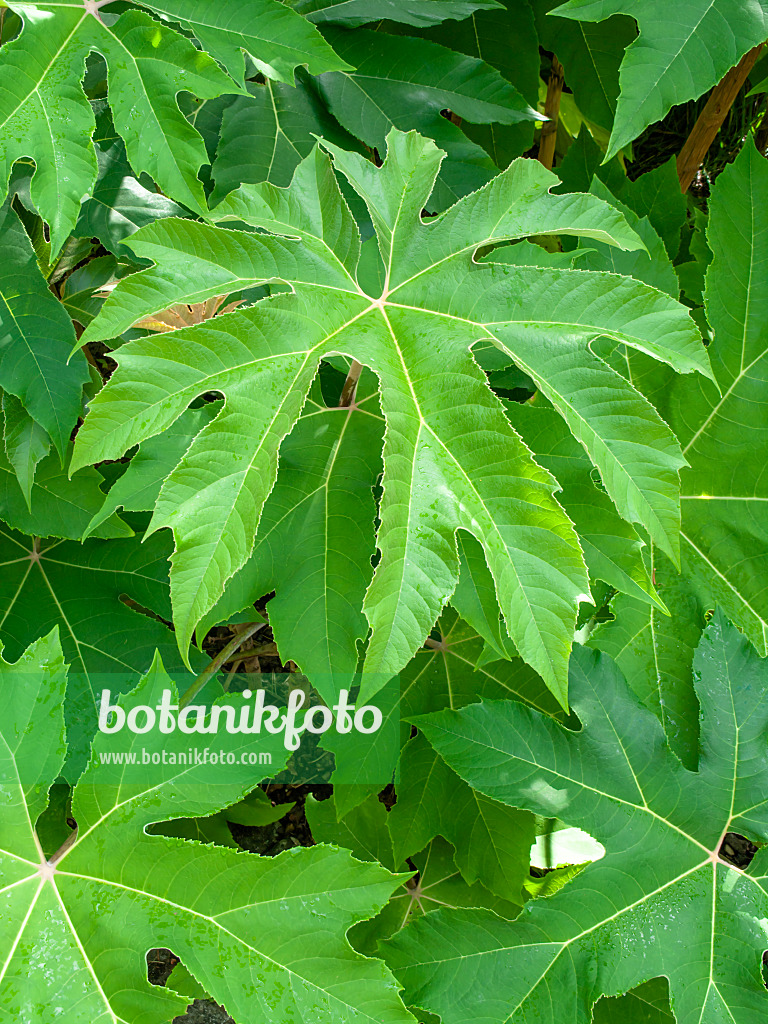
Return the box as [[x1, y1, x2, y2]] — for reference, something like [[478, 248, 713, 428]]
[[0, 2, 238, 249], [387, 1, 542, 171], [554, 0, 768, 158], [199, 380, 383, 700], [1, 392, 50, 509], [288, 0, 503, 28], [0, 524, 192, 769], [618, 143, 768, 656], [0, 447, 132, 540], [75, 134, 188, 257], [504, 400, 664, 610], [384, 612, 768, 1024], [307, 800, 522, 956], [73, 129, 708, 706], [314, 28, 539, 206], [389, 731, 534, 903], [589, 545, 706, 769], [211, 73, 361, 198], [140, 0, 350, 85], [532, 0, 635, 134], [0, 632, 414, 1024], [0, 202, 88, 460]]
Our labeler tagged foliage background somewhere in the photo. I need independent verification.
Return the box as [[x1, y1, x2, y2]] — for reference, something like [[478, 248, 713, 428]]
[[1, 1, 768, 1022]]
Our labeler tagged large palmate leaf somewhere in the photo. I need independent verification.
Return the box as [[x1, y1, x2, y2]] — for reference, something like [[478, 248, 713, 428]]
[[75, 134, 188, 257], [1, 392, 50, 508], [0, 447, 132, 541], [0, 634, 414, 1024], [0, 2, 238, 250], [0, 202, 88, 458], [73, 130, 708, 705], [384, 612, 768, 1024], [621, 142, 768, 656], [0, 524, 192, 769], [307, 800, 523, 956], [554, 0, 768, 158], [556, 129, 687, 260], [400, 607, 563, 720], [82, 406, 218, 540], [389, 731, 534, 904], [681, 142, 768, 652]]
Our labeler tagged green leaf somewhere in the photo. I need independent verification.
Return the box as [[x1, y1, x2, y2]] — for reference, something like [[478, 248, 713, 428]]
[[532, 0, 636, 133], [199, 392, 383, 701], [624, 142, 768, 655], [289, 0, 503, 28], [576, 178, 679, 297], [150, 788, 294, 848], [481, 239, 587, 270], [0, 649, 414, 1023], [418, 0, 541, 169], [554, 0, 768, 159], [589, 545, 705, 769], [0, 202, 88, 456], [400, 608, 563, 721], [383, 612, 768, 1024], [0, 525, 192, 773], [306, 798, 520, 954], [488, 288, 693, 565], [1, 391, 50, 508], [314, 27, 540, 207], [0, 629, 70, 857], [453, 531, 518, 663], [83, 405, 218, 540], [594, 980, 674, 1024], [59, 255, 118, 332], [75, 135, 188, 257], [0, 448, 132, 541], [682, 141, 768, 653], [73, 131, 706, 705], [389, 731, 534, 904], [307, 791, 398, 870], [386, 833, 522, 931], [141, 0, 352, 86], [504, 400, 664, 610], [555, 129, 686, 260], [0, 4, 237, 247], [211, 73, 362, 200]]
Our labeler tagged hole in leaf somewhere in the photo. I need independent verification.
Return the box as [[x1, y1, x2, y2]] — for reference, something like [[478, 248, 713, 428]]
[[147, 947, 178, 986], [718, 832, 758, 868], [119, 594, 173, 631]]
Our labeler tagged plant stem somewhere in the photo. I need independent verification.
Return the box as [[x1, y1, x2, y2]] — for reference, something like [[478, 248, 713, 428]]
[[179, 621, 266, 709], [339, 360, 363, 407], [538, 56, 564, 171], [677, 43, 764, 192]]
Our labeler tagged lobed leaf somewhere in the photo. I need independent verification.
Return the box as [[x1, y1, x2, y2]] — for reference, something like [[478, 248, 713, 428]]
[[73, 129, 709, 705], [384, 612, 768, 1024]]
